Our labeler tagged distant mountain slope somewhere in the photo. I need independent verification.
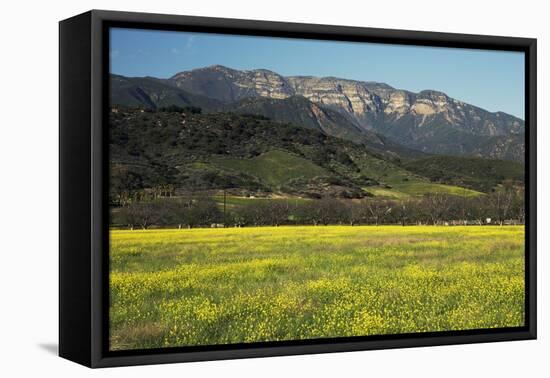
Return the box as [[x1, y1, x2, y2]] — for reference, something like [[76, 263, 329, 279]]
[[167, 65, 525, 161], [468, 133, 525, 162], [221, 95, 364, 137], [370, 109, 526, 161], [110, 74, 222, 111], [222, 95, 429, 160]]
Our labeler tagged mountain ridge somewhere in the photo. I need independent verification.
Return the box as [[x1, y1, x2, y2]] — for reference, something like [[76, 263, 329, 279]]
[[170, 64, 522, 122], [111, 65, 525, 161]]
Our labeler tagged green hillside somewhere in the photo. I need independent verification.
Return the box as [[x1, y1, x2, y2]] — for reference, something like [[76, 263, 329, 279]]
[[211, 150, 328, 187], [392, 182, 482, 197], [109, 107, 519, 204], [403, 155, 524, 192], [109, 107, 382, 199]]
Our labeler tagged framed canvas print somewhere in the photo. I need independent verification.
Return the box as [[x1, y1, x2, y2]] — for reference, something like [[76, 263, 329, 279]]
[[59, 10, 536, 368]]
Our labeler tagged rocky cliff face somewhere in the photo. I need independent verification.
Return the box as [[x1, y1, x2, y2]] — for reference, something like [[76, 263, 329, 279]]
[[169, 65, 524, 140], [286, 76, 383, 120], [170, 65, 294, 102]]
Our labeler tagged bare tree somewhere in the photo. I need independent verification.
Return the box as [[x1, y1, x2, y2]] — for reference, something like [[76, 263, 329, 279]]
[[342, 201, 365, 226], [118, 201, 162, 230], [393, 199, 418, 226], [422, 193, 452, 225], [296, 198, 341, 226], [188, 196, 223, 227], [364, 199, 392, 225], [235, 202, 265, 226], [455, 192, 471, 225], [318, 198, 342, 225], [265, 200, 291, 226], [489, 184, 515, 226], [469, 196, 489, 225], [164, 199, 191, 229], [513, 187, 526, 224]]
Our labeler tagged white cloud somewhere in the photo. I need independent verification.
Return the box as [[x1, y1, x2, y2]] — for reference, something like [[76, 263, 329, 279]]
[[171, 36, 195, 55]]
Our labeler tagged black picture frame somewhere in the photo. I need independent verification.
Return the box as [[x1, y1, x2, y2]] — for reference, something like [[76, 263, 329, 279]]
[[59, 9, 537, 368]]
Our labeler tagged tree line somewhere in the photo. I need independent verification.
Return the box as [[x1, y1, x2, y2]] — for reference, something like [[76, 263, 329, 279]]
[[113, 187, 524, 230]]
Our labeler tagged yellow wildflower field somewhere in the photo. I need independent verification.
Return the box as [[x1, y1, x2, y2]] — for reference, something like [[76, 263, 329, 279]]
[[109, 225, 525, 351]]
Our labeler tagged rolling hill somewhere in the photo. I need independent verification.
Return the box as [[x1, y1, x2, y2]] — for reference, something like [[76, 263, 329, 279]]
[[402, 155, 524, 192], [211, 150, 329, 187], [109, 107, 523, 202]]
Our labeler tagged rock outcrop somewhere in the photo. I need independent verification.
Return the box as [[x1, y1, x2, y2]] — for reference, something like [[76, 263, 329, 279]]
[[169, 65, 524, 140]]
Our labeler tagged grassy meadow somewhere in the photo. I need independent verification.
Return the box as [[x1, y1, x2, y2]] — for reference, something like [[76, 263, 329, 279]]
[[109, 225, 525, 351]]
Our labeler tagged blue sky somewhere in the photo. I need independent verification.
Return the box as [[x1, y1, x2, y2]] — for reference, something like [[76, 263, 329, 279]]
[[110, 28, 525, 119]]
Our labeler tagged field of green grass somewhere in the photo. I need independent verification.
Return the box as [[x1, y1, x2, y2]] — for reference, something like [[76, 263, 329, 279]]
[[110, 225, 525, 351], [211, 194, 311, 209], [207, 149, 485, 199], [391, 182, 483, 197], [211, 150, 328, 186], [363, 183, 482, 199]]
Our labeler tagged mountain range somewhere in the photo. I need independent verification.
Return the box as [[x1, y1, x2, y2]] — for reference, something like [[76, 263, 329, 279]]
[[110, 65, 525, 162]]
